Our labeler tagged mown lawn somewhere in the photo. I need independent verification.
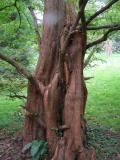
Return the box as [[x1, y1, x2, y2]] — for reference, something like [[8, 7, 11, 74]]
[[0, 96, 23, 134], [85, 54, 120, 131], [85, 54, 120, 159]]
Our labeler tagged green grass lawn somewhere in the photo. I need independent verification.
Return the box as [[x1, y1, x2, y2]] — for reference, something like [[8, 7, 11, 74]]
[[0, 95, 23, 134], [85, 54, 120, 131], [84, 54, 120, 159]]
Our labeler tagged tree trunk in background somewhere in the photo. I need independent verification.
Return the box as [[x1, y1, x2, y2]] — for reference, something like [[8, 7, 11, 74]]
[[23, 0, 96, 159]]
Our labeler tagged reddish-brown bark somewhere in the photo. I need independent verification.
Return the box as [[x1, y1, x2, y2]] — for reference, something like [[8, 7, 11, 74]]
[[23, 1, 96, 160], [23, 0, 65, 152], [64, 32, 85, 155]]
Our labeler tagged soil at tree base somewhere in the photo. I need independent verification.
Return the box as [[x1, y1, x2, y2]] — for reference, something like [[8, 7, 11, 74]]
[[0, 131, 23, 160], [0, 129, 120, 160]]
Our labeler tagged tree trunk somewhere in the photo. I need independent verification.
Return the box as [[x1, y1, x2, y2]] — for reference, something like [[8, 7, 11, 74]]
[[23, 0, 65, 153], [23, 0, 96, 160]]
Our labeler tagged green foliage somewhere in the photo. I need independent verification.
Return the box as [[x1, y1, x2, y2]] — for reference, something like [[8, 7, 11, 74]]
[[0, 0, 41, 97], [0, 0, 120, 98], [22, 140, 48, 160], [86, 1, 120, 43], [24, 0, 44, 10]]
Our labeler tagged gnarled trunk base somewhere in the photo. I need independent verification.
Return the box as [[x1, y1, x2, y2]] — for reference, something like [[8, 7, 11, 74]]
[[52, 138, 96, 160], [23, 1, 96, 160]]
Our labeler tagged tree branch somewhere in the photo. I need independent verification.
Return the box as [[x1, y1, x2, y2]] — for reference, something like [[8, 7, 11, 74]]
[[59, 0, 88, 84], [61, 0, 88, 53], [7, 93, 27, 99], [70, 0, 88, 31], [86, 0, 119, 25], [80, 0, 88, 51], [86, 26, 120, 49], [28, 6, 41, 46], [87, 24, 120, 30], [0, 53, 45, 94], [0, 53, 32, 80]]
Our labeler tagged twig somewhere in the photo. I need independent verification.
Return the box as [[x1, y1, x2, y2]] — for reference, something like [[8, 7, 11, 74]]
[[7, 93, 26, 99], [86, 24, 120, 30], [28, 6, 41, 44], [84, 51, 94, 68], [84, 77, 94, 81]]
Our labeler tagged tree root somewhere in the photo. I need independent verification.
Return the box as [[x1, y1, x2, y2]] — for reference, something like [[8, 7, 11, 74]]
[[51, 137, 96, 160]]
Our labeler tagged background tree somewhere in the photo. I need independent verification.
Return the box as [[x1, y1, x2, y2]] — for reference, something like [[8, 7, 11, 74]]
[[0, 0, 120, 160]]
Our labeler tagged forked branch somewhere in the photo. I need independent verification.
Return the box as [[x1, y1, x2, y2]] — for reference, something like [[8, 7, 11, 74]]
[[0, 53, 45, 94], [87, 24, 120, 30], [0, 53, 32, 80], [71, 0, 88, 31], [86, 26, 120, 49], [59, 0, 88, 84], [86, 0, 119, 25], [28, 6, 41, 44]]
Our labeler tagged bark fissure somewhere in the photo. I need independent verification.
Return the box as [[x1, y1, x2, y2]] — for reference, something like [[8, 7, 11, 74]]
[[22, 0, 119, 160], [23, 0, 66, 153], [23, 0, 96, 159]]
